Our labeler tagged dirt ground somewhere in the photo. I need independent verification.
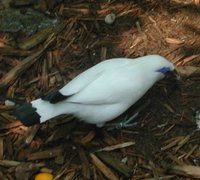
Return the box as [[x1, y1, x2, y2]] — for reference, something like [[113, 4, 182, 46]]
[[0, 0, 200, 179]]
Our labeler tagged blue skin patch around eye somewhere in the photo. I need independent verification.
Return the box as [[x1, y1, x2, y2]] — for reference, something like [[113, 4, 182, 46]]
[[156, 67, 171, 74]]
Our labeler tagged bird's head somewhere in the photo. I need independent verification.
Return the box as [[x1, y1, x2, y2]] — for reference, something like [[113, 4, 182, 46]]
[[146, 55, 179, 80]]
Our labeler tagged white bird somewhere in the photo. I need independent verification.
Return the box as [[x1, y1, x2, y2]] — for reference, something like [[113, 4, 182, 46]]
[[15, 54, 175, 127]]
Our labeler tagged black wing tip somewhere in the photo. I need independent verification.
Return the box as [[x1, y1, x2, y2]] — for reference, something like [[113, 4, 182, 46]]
[[41, 90, 68, 104], [15, 103, 41, 126]]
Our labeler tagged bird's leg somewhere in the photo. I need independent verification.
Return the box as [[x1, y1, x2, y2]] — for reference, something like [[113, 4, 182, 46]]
[[105, 112, 139, 131]]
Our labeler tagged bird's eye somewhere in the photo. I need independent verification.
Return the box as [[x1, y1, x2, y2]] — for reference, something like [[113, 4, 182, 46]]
[[156, 67, 171, 74]]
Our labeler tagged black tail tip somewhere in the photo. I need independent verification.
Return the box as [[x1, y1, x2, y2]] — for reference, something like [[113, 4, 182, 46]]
[[15, 103, 41, 126], [41, 89, 68, 103]]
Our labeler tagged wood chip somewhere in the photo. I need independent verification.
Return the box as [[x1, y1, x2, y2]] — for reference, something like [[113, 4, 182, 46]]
[[176, 66, 200, 77], [100, 47, 107, 60], [0, 160, 44, 167], [174, 135, 190, 153], [80, 131, 95, 145], [55, 155, 65, 165], [0, 34, 55, 91], [169, 165, 200, 178], [184, 144, 198, 159], [27, 146, 63, 161], [90, 153, 118, 180], [18, 28, 53, 50], [97, 152, 132, 177], [25, 125, 40, 145], [0, 138, 3, 160], [40, 167, 53, 173], [63, 170, 76, 180], [165, 37, 184, 45], [97, 141, 135, 152], [176, 54, 199, 66], [157, 100, 175, 113], [45, 120, 76, 144], [161, 136, 184, 151], [77, 146, 91, 179]]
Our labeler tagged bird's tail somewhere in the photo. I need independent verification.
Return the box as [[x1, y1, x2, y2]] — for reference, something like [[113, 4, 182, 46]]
[[15, 98, 73, 126], [15, 103, 41, 126]]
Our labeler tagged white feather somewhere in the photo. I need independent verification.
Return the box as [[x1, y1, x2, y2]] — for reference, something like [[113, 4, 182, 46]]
[[31, 54, 174, 127]]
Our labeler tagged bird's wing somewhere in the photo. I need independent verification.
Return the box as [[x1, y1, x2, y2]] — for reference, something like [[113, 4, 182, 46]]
[[42, 71, 102, 103], [41, 58, 141, 104], [60, 58, 134, 95], [67, 65, 147, 105]]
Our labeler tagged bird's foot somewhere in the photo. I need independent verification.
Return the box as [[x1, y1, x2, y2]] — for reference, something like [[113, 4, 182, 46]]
[[195, 110, 200, 129], [105, 112, 139, 130]]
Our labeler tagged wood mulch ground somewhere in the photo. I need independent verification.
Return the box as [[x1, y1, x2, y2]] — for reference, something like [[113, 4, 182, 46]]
[[0, 0, 200, 179]]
